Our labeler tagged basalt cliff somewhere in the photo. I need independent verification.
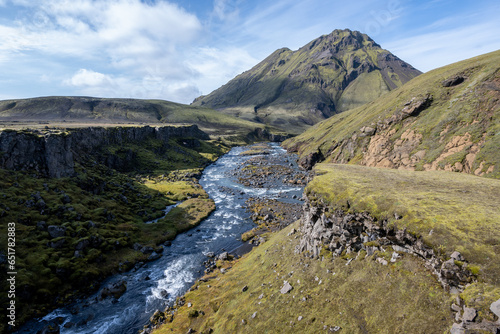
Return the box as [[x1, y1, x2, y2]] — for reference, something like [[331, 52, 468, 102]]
[[0, 125, 209, 178]]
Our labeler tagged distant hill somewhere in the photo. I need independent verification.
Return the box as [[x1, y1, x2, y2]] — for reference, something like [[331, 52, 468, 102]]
[[192, 29, 421, 134], [0, 96, 281, 140], [283, 49, 500, 179]]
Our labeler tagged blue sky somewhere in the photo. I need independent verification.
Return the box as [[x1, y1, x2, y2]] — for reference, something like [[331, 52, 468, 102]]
[[0, 0, 499, 103]]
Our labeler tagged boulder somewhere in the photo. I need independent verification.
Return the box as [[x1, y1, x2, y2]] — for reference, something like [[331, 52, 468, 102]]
[[37, 221, 47, 231], [75, 239, 90, 251], [442, 76, 465, 87], [48, 225, 66, 238], [49, 238, 66, 249], [280, 281, 293, 294], [99, 280, 127, 300], [450, 251, 464, 261], [462, 307, 477, 322], [490, 298, 500, 319], [217, 252, 232, 261], [450, 323, 465, 334], [147, 252, 161, 261]]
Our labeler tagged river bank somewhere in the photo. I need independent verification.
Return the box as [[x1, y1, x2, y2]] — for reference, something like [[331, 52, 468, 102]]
[[16, 142, 306, 334]]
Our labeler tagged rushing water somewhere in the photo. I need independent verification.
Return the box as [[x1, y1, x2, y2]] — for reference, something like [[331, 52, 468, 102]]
[[17, 143, 304, 334]]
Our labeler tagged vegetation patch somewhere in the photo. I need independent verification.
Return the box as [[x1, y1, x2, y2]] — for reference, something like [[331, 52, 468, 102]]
[[152, 222, 452, 334], [0, 130, 228, 331]]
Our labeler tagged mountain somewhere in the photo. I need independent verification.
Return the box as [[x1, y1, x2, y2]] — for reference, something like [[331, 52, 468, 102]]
[[192, 29, 422, 134], [0, 96, 285, 142], [283, 49, 500, 179]]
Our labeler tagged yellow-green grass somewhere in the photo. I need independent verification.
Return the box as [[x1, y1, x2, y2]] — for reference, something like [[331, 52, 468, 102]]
[[144, 180, 207, 201], [284, 49, 500, 178], [308, 164, 500, 284], [153, 222, 453, 334], [0, 134, 225, 330], [239, 143, 271, 156], [0, 97, 270, 141]]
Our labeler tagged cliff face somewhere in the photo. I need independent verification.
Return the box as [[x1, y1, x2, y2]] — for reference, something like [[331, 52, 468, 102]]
[[0, 125, 209, 178]]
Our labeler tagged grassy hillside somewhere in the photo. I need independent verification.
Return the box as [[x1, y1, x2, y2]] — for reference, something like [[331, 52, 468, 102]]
[[0, 96, 282, 141], [0, 128, 229, 331], [284, 49, 500, 178], [193, 29, 421, 134], [151, 163, 500, 334], [152, 223, 452, 333]]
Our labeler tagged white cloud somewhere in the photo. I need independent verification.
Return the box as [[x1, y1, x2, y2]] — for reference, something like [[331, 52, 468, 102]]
[[212, 0, 240, 21], [187, 47, 258, 95], [384, 21, 500, 72], [65, 69, 113, 87], [0, 0, 204, 102]]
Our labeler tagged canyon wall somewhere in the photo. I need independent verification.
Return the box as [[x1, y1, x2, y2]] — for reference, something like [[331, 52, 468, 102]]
[[0, 125, 209, 178]]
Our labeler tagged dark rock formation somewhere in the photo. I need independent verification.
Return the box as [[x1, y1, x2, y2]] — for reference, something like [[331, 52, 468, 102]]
[[0, 125, 209, 178], [298, 195, 500, 334], [297, 196, 473, 290], [442, 75, 465, 87], [98, 280, 127, 300]]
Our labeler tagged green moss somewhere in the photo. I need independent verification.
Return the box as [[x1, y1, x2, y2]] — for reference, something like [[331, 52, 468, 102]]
[[284, 49, 500, 179], [153, 222, 452, 334], [306, 164, 500, 286]]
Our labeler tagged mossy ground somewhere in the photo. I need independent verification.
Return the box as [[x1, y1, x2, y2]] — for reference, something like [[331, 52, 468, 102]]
[[284, 49, 500, 178], [307, 163, 500, 319], [153, 222, 453, 334], [0, 133, 230, 331]]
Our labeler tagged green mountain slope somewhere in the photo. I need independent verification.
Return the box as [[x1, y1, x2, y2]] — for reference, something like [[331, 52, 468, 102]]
[[192, 29, 421, 134], [0, 96, 278, 140], [284, 49, 500, 179]]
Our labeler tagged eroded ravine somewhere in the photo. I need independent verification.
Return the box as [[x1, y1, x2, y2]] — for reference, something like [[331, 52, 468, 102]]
[[16, 143, 305, 334]]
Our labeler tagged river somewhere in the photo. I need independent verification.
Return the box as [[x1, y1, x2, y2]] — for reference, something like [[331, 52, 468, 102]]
[[17, 143, 304, 334]]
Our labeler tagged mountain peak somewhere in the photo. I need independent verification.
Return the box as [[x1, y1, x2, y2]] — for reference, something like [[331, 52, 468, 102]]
[[193, 29, 421, 134]]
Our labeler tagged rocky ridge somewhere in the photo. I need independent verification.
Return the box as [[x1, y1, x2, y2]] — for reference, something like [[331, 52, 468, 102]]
[[298, 195, 500, 333], [0, 125, 209, 178]]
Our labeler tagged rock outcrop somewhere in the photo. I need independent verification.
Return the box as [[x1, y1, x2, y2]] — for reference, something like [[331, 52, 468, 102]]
[[297, 196, 473, 290], [297, 195, 500, 333], [0, 125, 209, 178]]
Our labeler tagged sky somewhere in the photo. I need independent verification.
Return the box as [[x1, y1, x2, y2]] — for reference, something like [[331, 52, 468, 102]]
[[0, 0, 499, 104]]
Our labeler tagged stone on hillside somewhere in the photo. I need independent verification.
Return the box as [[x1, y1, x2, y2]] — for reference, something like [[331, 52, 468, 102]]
[[450, 323, 465, 334], [37, 221, 47, 231], [280, 281, 293, 294], [140, 246, 154, 254], [217, 252, 232, 261], [48, 225, 66, 238], [242, 285, 248, 292], [442, 76, 465, 87], [450, 251, 464, 262], [462, 307, 477, 322], [75, 239, 90, 251], [401, 95, 432, 116], [490, 298, 500, 319], [49, 238, 66, 249], [360, 126, 376, 136]]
